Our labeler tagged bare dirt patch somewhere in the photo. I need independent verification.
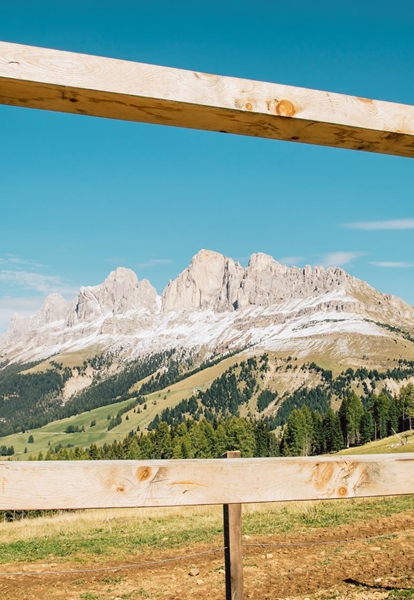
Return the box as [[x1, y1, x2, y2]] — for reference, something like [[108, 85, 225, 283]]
[[1, 512, 413, 600]]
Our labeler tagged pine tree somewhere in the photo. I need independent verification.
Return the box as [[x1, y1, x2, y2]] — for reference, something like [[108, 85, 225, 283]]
[[322, 408, 343, 453], [399, 384, 414, 430], [388, 397, 399, 436], [301, 406, 314, 456], [368, 392, 391, 439], [281, 409, 311, 456], [88, 443, 99, 460], [173, 436, 193, 459], [214, 423, 228, 457], [254, 420, 273, 457], [225, 417, 256, 457], [152, 422, 173, 459], [138, 434, 154, 459], [311, 412, 324, 455], [339, 393, 364, 447], [360, 411, 374, 444]]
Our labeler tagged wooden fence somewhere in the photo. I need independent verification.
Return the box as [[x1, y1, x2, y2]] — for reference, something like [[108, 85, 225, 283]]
[[1, 40, 414, 598], [1, 41, 414, 158], [1, 452, 414, 599]]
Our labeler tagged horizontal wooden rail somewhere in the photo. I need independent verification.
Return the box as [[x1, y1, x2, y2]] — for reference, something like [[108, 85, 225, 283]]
[[1, 41, 414, 157], [1, 454, 414, 510]]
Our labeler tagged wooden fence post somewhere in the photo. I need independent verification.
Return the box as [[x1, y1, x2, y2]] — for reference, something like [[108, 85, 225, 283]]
[[222, 450, 244, 600]]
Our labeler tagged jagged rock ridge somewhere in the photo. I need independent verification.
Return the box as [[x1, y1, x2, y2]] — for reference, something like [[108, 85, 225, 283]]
[[67, 267, 158, 327], [1, 249, 413, 364], [162, 250, 351, 311]]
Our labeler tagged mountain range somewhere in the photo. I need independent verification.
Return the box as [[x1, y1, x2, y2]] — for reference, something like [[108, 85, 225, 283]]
[[1, 249, 414, 367], [1, 249, 414, 455]]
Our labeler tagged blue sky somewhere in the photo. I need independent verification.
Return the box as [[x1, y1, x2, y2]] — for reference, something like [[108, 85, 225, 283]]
[[0, 1, 413, 331]]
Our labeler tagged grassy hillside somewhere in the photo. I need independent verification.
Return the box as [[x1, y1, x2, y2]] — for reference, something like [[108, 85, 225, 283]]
[[0, 397, 135, 458], [0, 353, 248, 458], [337, 430, 414, 455], [0, 351, 318, 458], [2, 347, 414, 460]]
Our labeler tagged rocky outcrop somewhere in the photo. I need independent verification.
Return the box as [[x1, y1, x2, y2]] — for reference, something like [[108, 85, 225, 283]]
[[239, 253, 350, 308], [161, 249, 351, 312], [5, 293, 68, 343], [67, 267, 158, 326], [0, 268, 158, 351], [161, 250, 245, 312], [1, 250, 413, 365]]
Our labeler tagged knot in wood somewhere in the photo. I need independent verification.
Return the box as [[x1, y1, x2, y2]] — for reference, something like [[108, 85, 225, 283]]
[[357, 96, 373, 104], [338, 486, 348, 497], [137, 466, 152, 482], [275, 99, 295, 117]]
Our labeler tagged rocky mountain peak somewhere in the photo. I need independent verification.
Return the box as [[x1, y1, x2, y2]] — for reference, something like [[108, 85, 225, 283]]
[[4, 293, 68, 344], [161, 249, 244, 312], [247, 252, 285, 271], [67, 267, 158, 326], [162, 250, 352, 312], [97, 267, 145, 313], [103, 266, 138, 287], [2, 249, 413, 366], [38, 293, 69, 323]]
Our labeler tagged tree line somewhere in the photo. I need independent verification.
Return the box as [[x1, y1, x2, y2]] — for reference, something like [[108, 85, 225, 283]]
[[280, 384, 414, 456], [27, 417, 278, 461], [22, 383, 414, 462]]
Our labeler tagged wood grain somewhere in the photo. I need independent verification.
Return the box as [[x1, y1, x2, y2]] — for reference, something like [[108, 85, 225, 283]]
[[1, 41, 414, 157], [223, 451, 244, 600], [1, 454, 414, 510]]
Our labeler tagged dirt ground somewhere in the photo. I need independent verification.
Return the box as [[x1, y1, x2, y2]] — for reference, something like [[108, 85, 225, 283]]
[[1, 512, 413, 600]]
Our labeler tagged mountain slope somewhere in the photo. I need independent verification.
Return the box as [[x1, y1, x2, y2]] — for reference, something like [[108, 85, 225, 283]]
[[1, 248, 414, 459], [2, 351, 414, 459]]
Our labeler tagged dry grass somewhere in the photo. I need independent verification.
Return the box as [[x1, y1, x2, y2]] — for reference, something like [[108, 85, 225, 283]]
[[338, 431, 414, 455], [1, 495, 413, 564], [0, 504, 221, 545], [1, 497, 414, 600], [21, 347, 105, 374]]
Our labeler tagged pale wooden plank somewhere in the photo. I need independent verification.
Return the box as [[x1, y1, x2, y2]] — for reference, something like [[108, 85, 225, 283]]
[[1, 455, 414, 510], [1, 41, 414, 157]]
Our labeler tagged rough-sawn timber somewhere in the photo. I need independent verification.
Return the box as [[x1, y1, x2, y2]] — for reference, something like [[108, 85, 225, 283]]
[[1, 455, 414, 510], [1, 41, 414, 157]]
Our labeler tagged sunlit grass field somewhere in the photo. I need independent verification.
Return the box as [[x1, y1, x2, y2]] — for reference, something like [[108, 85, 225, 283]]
[[0, 354, 247, 459], [1, 495, 413, 565], [338, 431, 414, 455]]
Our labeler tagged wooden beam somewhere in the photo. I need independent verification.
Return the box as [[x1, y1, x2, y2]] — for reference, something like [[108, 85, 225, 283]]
[[223, 451, 244, 600], [1, 454, 414, 510], [1, 41, 414, 157]]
